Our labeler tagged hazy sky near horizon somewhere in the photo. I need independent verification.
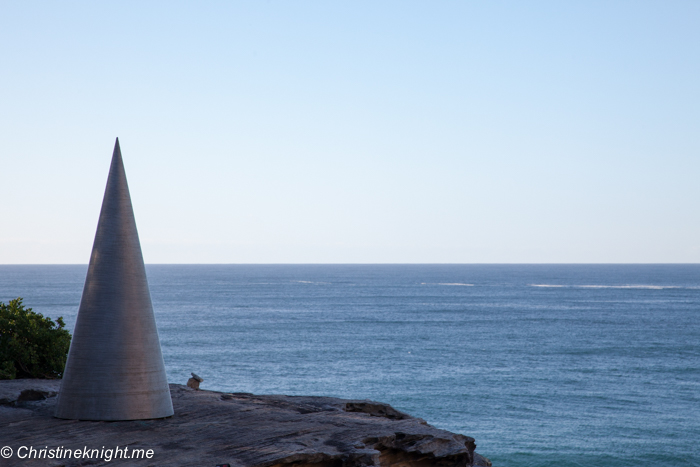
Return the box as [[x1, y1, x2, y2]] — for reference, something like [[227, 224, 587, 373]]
[[2, 1, 699, 263]]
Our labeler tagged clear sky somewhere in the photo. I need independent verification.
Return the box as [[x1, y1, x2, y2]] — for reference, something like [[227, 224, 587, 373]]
[[1, 1, 698, 263]]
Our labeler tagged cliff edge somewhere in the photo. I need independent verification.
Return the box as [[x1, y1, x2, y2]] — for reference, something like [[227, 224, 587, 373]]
[[0, 380, 490, 467]]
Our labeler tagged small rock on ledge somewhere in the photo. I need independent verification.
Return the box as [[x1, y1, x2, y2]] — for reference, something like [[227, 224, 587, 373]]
[[187, 372, 204, 389]]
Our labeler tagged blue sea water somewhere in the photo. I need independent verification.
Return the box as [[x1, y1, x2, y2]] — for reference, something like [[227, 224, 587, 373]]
[[1, 264, 699, 467]]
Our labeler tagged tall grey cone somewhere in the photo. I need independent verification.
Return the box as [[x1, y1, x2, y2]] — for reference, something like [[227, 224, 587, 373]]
[[55, 138, 173, 420]]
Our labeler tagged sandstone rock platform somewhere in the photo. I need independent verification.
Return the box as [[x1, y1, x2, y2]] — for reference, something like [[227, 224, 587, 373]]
[[0, 380, 490, 467]]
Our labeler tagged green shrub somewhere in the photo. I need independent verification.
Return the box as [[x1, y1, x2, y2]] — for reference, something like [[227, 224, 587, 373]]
[[0, 298, 71, 379]]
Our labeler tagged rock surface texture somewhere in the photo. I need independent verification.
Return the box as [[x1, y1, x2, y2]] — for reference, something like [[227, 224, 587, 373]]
[[0, 380, 491, 467]]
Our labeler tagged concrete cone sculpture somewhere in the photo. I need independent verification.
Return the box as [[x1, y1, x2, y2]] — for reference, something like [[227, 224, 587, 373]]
[[55, 138, 173, 420]]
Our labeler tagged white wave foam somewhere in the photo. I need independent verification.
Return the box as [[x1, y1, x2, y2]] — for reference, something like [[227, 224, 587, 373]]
[[420, 282, 473, 286], [579, 285, 672, 290], [529, 284, 692, 290]]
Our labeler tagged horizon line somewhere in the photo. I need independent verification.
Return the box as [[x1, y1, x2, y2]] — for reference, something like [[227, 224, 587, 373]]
[[1, 262, 699, 266]]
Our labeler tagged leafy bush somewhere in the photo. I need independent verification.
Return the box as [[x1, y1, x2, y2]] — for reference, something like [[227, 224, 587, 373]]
[[0, 298, 71, 379]]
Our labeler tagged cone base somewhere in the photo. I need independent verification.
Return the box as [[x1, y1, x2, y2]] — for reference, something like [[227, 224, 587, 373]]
[[54, 388, 174, 421]]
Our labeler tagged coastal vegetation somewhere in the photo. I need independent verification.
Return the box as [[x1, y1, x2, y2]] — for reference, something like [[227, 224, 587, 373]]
[[0, 298, 71, 379]]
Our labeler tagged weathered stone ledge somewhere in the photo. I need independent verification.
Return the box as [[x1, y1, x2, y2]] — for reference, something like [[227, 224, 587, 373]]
[[0, 380, 491, 467]]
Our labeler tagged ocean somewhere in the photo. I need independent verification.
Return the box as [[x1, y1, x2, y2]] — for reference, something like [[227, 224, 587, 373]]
[[1, 264, 698, 467]]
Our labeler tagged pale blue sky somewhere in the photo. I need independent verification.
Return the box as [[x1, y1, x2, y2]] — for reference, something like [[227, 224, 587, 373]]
[[1, 1, 698, 263]]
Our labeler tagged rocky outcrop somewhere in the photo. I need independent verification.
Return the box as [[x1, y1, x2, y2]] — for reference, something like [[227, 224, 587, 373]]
[[0, 380, 491, 467]]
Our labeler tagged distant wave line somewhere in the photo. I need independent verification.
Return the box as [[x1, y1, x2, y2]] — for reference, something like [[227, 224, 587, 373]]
[[529, 284, 699, 290], [420, 282, 474, 286]]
